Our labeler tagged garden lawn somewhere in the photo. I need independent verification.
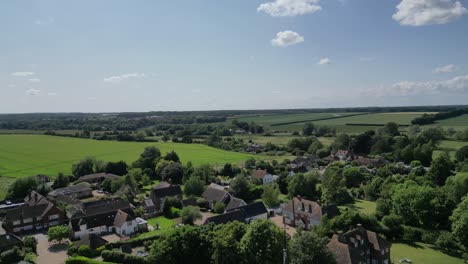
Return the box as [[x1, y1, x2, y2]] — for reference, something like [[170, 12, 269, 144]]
[[138, 216, 177, 238], [342, 199, 377, 215], [0, 135, 264, 177], [391, 242, 464, 264]]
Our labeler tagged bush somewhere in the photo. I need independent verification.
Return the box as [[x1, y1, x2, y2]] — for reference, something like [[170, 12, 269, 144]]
[[169, 207, 182, 218], [402, 226, 422, 242], [214, 202, 226, 214], [435, 231, 460, 251], [77, 245, 94, 258], [24, 236, 38, 253], [24, 252, 37, 264], [0, 246, 22, 263], [196, 198, 208, 208], [421, 231, 439, 245], [66, 256, 114, 264], [101, 250, 146, 264]]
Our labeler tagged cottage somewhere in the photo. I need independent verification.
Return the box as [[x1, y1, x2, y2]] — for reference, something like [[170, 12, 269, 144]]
[[290, 154, 321, 172], [202, 186, 231, 210], [252, 169, 275, 185], [146, 181, 183, 214], [204, 210, 246, 225], [225, 197, 247, 211], [69, 199, 136, 239], [282, 197, 339, 229], [327, 225, 391, 264], [76, 173, 121, 186], [48, 182, 93, 200], [0, 233, 24, 252], [226, 201, 268, 222]]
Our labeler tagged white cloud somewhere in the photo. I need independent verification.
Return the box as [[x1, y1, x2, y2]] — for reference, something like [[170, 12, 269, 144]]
[[271, 31, 304, 47], [393, 0, 468, 26], [12, 71, 35, 77], [433, 64, 457, 73], [362, 74, 468, 97], [35, 17, 55, 26], [28, 78, 41, 83], [25, 89, 41, 96], [258, 0, 321, 17], [103, 73, 146, 83], [318, 58, 331, 65]]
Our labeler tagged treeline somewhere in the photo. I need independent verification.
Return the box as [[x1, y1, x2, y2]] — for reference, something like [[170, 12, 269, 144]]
[[411, 107, 468, 125]]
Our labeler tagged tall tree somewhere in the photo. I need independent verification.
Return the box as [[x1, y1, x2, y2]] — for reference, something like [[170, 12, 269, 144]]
[[287, 172, 320, 199], [289, 230, 336, 264], [427, 154, 455, 186], [450, 196, 468, 249], [240, 220, 284, 264], [212, 221, 247, 264]]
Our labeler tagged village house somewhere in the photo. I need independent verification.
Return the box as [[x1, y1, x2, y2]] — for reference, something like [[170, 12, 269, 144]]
[[202, 186, 247, 211], [205, 201, 268, 225], [144, 181, 183, 215], [76, 172, 121, 186], [74, 233, 108, 250], [282, 197, 339, 229], [0, 233, 24, 252], [252, 169, 275, 185], [327, 224, 391, 264], [290, 154, 321, 173], [48, 182, 93, 201], [68, 198, 137, 239], [3, 192, 65, 233]]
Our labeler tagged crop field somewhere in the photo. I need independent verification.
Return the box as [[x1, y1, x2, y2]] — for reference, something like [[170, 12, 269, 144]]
[[429, 114, 468, 131], [267, 112, 429, 133], [433, 140, 468, 159], [227, 112, 360, 127], [0, 135, 263, 178], [391, 242, 463, 264]]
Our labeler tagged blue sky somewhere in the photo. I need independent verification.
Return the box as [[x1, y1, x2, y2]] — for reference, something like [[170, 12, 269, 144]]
[[1, 0, 468, 113]]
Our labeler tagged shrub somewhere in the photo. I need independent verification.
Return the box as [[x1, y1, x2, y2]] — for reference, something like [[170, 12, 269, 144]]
[[435, 231, 460, 251], [24, 236, 38, 254], [101, 250, 146, 264], [214, 202, 226, 214], [0, 246, 22, 263], [169, 207, 182, 218], [24, 252, 37, 264], [77, 245, 94, 258], [66, 256, 114, 264], [402, 226, 422, 242]]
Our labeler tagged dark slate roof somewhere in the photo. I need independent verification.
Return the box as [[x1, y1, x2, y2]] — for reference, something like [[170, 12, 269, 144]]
[[81, 199, 131, 216], [6, 203, 54, 221], [151, 183, 182, 198], [48, 182, 92, 197], [155, 181, 171, 189], [0, 233, 23, 250], [54, 194, 82, 206], [202, 187, 229, 203], [76, 173, 120, 183], [24, 191, 49, 206], [204, 210, 246, 225], [225, 197, 246, 211], [74, 233, 108, 250], [229, 201, 267, 219], [113, 209, 134, 228]]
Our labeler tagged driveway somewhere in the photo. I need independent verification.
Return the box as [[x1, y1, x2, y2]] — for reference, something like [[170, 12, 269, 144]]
[[194, 212, 215, 226], [26, 232, 69, 264]]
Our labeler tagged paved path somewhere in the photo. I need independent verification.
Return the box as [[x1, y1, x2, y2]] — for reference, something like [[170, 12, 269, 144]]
[[33, 232, 69, 264]]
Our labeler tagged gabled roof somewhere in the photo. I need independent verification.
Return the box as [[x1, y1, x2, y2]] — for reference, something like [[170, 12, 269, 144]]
[[230, 201, 267, 219], [366, 229, 390, 251], [204, 210, 246, 225], [76, 173, 120, 183], [81, 199, 131, 217], [113, 209, 134, 228], [24, 191, 49, 206], [0, 233, 23, 250], [74, 233, 108, 250], [151, 182, 182, 198], [202, 187, 229, 203], [225, 197, 246, 211], [252, 169, 268, 179], [48, 182, 92, 197], [6, 203, 57, 221], [327, 234, 365, 264]]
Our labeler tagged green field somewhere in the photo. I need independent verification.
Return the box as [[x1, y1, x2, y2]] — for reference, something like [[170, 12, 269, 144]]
[[391, 242, 463, 264], [433, 140, 468, 159], [342, 199, 377, 215], [0, 135, 263, 178], [245, 112, 430, 134], [430, 114, 468, 131], [138, 216, 177, 238]]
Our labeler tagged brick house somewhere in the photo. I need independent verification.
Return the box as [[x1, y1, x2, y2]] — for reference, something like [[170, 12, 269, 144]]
[[4, 192, 64, 233], [144, 181, 183, 214], [282, 197, 339, 229], [327, 225, 391, 264]]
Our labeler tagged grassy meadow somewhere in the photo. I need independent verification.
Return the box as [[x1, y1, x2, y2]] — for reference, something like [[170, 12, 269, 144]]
[[234, 112, 431, 134], [0, 135, 263, 178], [429, 114, 468, 131], [391, 242, 464, 264], [342, 199, 377, 216]]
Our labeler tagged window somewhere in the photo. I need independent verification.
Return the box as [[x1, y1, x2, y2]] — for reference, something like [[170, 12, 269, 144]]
[[13, 220, 21, 226], [49, 214, 59, 220], [23, 218, 32, 223], [36, 216, 42, 221]]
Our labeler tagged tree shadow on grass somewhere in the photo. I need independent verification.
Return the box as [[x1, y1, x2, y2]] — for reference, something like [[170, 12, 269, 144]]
[[427, 245, 463, 259], [392, 240, 424, 249]]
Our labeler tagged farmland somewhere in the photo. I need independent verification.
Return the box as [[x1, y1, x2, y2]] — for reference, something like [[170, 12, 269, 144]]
[[232, 112, 432, 134], [0, 135, 264, 178], [429, 114, 468, 131]]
